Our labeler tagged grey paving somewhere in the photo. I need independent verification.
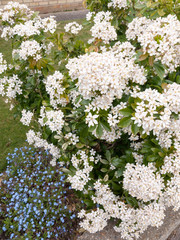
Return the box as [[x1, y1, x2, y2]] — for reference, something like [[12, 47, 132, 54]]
[[41, 9, 89, 21]]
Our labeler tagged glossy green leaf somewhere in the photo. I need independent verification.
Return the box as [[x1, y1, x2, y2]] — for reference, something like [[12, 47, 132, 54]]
[[118, 117, 132, 128]]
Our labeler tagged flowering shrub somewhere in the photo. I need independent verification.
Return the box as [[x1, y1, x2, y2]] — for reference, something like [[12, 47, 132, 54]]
[[0, 1, 180, 239], [0, 147, 81, 239]]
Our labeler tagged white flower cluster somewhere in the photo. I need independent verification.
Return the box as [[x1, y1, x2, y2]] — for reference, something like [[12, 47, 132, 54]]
[[114, 201, 165, 240], [108, 103, 127, 127], [0, 2, 57, 40], [26, 129, 61, 166], [78, 208, 109, 233], [44, 71, 67, 108], [89, 103, 127, 142], [132, 83, 180, 142], [2, 20, 41, 39], [108, 0, 128, 9], [1, 17, 57, 40], [132, 152, 144, 164], [41, 16, 57, 34], [67, 41, 146, 103], [92, 180, 122, 218], [20, 109, 33, 126], [123, 163, 164, 202], [64, 21, 83, 34], [85, 112, 99, 127], [0, 53, 7, 74], [126, 15, 180, 72], [64, 132, 79, 146], [0, 1, 33, 25], [89, 11, 117, 44], [38, 106, 64, 134], [80, 180, 166, 239], [0, 75, 22, 99], [164, 175, 180, 211], [86, 12, 95, 21], [13, 40, 42, 61], [68, 150, 100, 191], [161, 150, 180, 176]]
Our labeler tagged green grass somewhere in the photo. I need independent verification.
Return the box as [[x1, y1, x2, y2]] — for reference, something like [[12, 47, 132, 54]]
[[0, 18, 91, 172], [0, 98, 28, 171]]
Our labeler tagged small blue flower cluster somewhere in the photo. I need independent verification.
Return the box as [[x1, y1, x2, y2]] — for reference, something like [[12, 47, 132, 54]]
[[0, 147, 79, 239]]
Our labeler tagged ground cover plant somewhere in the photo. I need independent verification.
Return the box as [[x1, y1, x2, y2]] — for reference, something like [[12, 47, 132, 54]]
[[0, 1, 180, 240], [0, 146, 81, 239]]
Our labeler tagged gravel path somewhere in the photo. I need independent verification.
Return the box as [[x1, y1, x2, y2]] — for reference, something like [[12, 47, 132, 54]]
[[41, 9, 89, 21]]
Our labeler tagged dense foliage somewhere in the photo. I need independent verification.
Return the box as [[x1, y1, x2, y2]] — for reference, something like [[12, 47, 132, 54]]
[[0, 1, 180, 239], [0, 147, 81, 239]]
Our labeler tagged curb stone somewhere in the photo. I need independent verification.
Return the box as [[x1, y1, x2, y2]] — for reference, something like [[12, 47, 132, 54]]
[[78, 208, 180, 240]]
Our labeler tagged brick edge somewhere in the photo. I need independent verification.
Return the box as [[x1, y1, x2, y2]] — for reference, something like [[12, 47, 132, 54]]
[[31, 2, 84, 14]]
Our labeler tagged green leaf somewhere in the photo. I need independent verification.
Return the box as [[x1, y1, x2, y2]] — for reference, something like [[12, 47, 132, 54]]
[[75, 95, 81, 104], [96, 123, 104, 137], [61, 168, 73, 176], [105, 150, 111, 161], [126, 196, 138, 208], [138, 53, 149, 61], [76, 143, 85, 148], [146, 155, 158, 162], [111, 157, 125, 167], [151, 148, 160, 153], [151, 138, 159, 145], [119, 107, 134, 117], [112, 182, 122, 191], [101, 168, 108, 173], [154, 62, 165, 80], [62, 142, 69, 150], [118, 117, 132, 128], [115, 168, 125, 177], [131, 123, 140, 135], [89, 142, 98, 147], [100, 120, 111, 132], [88, 125, 96, 132], [158, 152, 165, 158], [84, 199, 94, 207], [100, 159, 109, 165]]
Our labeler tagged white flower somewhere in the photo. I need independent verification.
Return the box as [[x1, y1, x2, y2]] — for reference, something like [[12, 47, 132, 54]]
[[86, 112, 99, 127], [38, 107, 64, 134], [44, 71, 66, 108], [108, 0, 128, 9], [89, 11, 117, 44], [123, 163, 164, 202], [0, 75, 22, 99], [14, 40, 42, 61], [42, 16, 57, 33], [26, 130, 61, 161], [20, 109, 33, 126], [78, 208, 109, 233], [0, 53, 7, 74], [64, 21, 83, 34], [126, 15, 180, 72]]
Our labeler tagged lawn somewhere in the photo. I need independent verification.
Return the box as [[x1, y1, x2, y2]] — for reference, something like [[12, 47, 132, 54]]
[[0, 18, 91, 172]]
